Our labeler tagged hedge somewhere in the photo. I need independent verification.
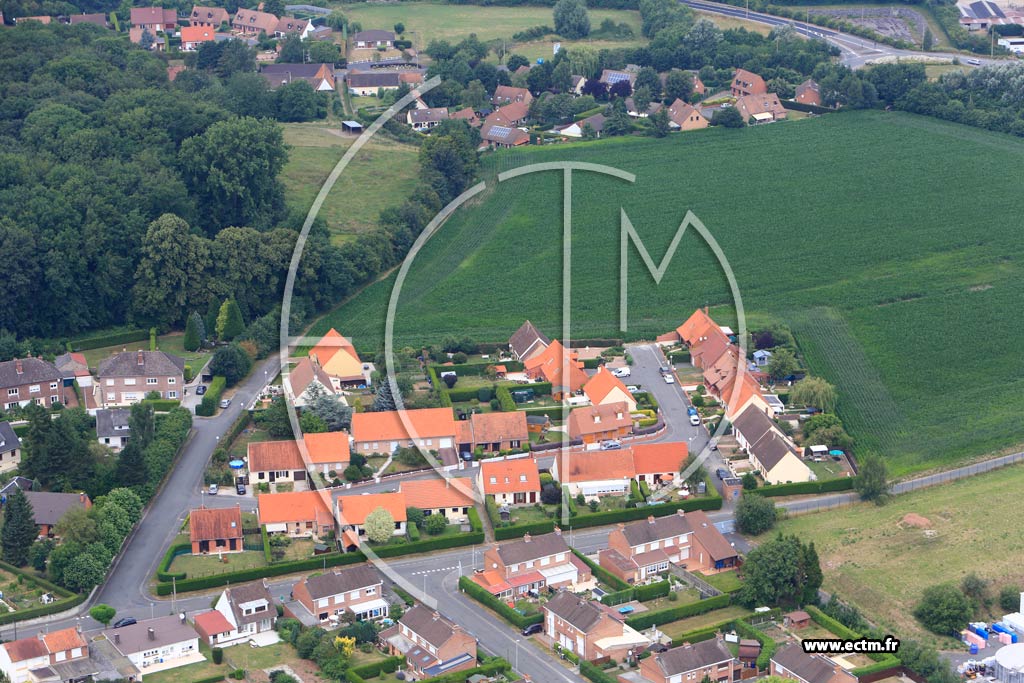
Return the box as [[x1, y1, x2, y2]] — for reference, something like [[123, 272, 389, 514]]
[[372, 530, 484, 558], [851, 657, 902, 676], [467, 507, 483, 532], [582, 357, 601, 369], [156, 542, 191, 581], [418, 660, 510, 683], [225, 411, 251, 444], [70, 328, 148, 351], [0, 561, 83, 625], [495, 386, 516, 412], [156, 551, 369, 594], [261, 525, 272, 563], [346, 655, 404, 683], [141, 398, 181, 412], [444, 386, 486, 403], [806, 605, 899, 667], [600, 587, 635, 606], [670, 622, 732, 646], [625, 593, 731, 630], [494, 519, 556, 540], [600, 580, 671, 606], [196, 376, 226, 416], [734, 618, 776, 669], [430, 361, 523, 377], [756, 477, 854, 498], [459, 576, 543, 629], [581, 660, 619, 683], [521, 405, 568, 420], [392, 586, 416, 606], [629, 479, 643, 504], [571, 549, 630, 591]]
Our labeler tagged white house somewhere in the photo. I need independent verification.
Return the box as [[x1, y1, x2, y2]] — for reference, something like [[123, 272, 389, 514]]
[[0, 421, 22, 473], [0, 628, 90, 683], [102, 616, 202, 674], [752, 349, 772, 367], [195, 580, 279, 647], [95, 408, 131, 451]]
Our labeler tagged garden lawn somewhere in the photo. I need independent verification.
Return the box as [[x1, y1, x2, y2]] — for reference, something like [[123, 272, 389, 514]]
[[82, 332, 212, 370], [776, 462, 1024, 646], [314, 111, 1024, 475], [695, 569, 742, 593], [658, 606, 753, 639], [139, 659, 221, 683], [279, 122, 419, 245], [168, 551, 268, 578]]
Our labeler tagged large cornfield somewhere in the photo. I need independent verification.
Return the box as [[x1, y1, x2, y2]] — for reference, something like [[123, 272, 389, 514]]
[[313, 111, 1024, 475]]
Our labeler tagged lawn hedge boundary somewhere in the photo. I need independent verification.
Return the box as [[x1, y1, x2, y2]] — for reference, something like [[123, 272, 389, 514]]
[[196, 376, 226, 417], [734, 617, 776, 669], [625, 593, 731, 630], [0, 561, 82, 626], [581, 660, 619, 683], [156, 542, 191, 582], [430, 361, 524, 377], [70, 328, 149, 351], [191, 676, 225, 683], [346, 655, 404, 683], [571, 549, 630, 591], [600, 579, 671, 605], [806, 605, 901, 670], [756, 477, 854, 497], [459, 575, 543, 629], [141, 398, 181, 412], [416, 660, 510, 683]]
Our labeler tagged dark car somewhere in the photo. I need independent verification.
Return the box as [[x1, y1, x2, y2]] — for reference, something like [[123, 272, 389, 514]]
[[196, 384, 207, 395], [112, 617, 137, 628], [687, 406, 698, 416], [716, 468, 729, 480], [521, 623, 543, 636], [648, 643, 670, 654], [236, 483, 246, 495]]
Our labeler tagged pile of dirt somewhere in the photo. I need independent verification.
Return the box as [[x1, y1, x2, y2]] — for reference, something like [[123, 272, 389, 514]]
[[900, 513, 932, 529]]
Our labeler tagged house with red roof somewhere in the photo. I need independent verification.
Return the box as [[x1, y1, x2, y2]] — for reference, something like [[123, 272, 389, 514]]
[[400, 478, 474, 524], [473, 530, 589, 598], [554, 443, 687, 499], [0, 627, 90, 683], [195, 580, 277, 647], [456, 411, 529, 453], [336, 492, 407, 550], [477, 455, 541, 506], [257, 490, 334, 538], [302, 431, 350, 478], [308, 328, 367, 386], [130, 6, 177, 31], [583, 367, 637, 412], [293, 565, 387, 624], [350, 407, 458, 455], [567, 401, 633, 445], [180, 24, 215, 50], [523, 339, 588, 400], [189, 505, 243, 555], [248, 440, 307, 487], [731, 68, 767, 97]]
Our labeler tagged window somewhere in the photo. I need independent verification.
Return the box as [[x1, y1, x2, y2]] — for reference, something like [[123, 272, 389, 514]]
[[50, 396, 59, 404], [106, 379, 114, 386], [168, 377, 176, 385], [167, 391, 177, 399], [6, 388, 17, 397], [29, 385, 39, 393], [4, 403, 16, 410], [49, 382, 58, 390], [146, 378, 158, 385], [365, 586, 376, 595], [107, 393, 115, 401], [519, 474, 527, 482], [489, 476, 497, 484], [511, 440, 521, 448], [124, 378, 136, 386]]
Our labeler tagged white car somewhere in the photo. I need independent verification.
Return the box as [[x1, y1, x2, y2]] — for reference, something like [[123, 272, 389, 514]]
[[611, 367, 631, 378], [208, 484, 219, 495], [663, 373, 675, 384], [626, 385, 641, 394], [689, 414, 701, 426]]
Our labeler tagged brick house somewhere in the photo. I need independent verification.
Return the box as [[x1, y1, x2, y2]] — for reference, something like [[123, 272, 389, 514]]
[[130, 6, 177, 31], [473, 530, 589, 598], [771, 644, 858, 683], [380, 605, 477, 679], [0, 421, 22, 474], [189, 505, 243, 555], [795, 79, 821, 106], [23, 492, 91, 537], [667, 99, 710, 131], [523, 339, 588, 400], [639, 636, 740, 683], [567, 401, 634, 444], [273, 16, 310, 38], [491, 86, 533, 107], [248, 440, 307, 484], [735, 93, 788, 123], [232, 8, 278, 35], [583, 368, 637, 412], [350, 407, 457, 455], [400, 478, 474, 524], [477, 456, 541, 506], [731, 68, 767, 97], [0, 357, 68, 410], [456, 411, 529, 453], [336, 492, 407, 550], [293, 565, 388, 624], [600, 509, 738, 583], [190, 5, 229, 27], [0, 627, 90, 683], [543, 591, 649, 662], [302, 431, 350, 478], [95, 350, 184, 407], [257, 490, 333, 538], [352, 29, 395, 48], [508, 320, 549, 361]]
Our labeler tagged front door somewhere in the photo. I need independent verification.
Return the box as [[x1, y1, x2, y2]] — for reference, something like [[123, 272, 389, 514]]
[[269, 471, 276, 483]]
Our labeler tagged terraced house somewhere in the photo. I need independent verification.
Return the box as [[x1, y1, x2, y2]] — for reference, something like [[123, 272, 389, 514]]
[[292, 565, 387, 624], [0, 627, 90, 683], [474, 530, 589, 598], [0, 357, 67, 410], [350, 407, 457, 455], [634, 636, 740, 683], [95, 350, 184, 408], [543, 591, 649, 662], [381, 606, 477, 679]]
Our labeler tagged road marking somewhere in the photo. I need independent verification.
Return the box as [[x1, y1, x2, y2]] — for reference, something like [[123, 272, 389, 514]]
[[409, 566, 458, 576]]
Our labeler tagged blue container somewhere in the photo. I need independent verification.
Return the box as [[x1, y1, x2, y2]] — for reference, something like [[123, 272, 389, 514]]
[[972, 626, 989, 639], [993, 623, 1011, 635], [970, 644, 979, 655]]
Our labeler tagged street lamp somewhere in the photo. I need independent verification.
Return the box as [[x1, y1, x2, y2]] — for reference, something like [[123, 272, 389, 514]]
[[515, 638, 520, 671]]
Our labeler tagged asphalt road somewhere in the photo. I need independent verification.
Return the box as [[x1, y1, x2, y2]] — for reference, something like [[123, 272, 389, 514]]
[[680, 0, 1009, 69]]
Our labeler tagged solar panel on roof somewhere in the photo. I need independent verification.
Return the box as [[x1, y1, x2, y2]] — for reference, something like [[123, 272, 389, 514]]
[[606, 72, 630, 84], [490, 125, 513, 138]]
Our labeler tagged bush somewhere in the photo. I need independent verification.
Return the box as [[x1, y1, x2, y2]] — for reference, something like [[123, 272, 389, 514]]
[[156, 542, 191, 581], [196, 376, 226, 416], [424, 514, 448, 535], [1001, 585, 1021, 612], [209, 344, 253, 386], [757, 478, 854, 497], [572, 549, 630, 591], [212, 647, 224, 665]]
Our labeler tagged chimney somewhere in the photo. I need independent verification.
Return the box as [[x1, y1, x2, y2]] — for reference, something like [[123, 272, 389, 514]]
[[15, 360, 22, 375], [80, 493, 87, 504], [113, 633, 120, 644], [137, 351, 144, 366], [148, 628, 155, 641], [432, 612, 441, 621], [647, 516, 656, 524], [553, 527, 561, 536], [523, 533, 532, 542]]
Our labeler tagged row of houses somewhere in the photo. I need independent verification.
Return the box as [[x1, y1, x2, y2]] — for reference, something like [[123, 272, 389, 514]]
[[663, 309, 812, 484]]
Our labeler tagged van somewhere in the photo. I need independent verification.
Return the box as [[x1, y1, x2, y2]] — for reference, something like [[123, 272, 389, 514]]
[[612, 366, 631, 378]]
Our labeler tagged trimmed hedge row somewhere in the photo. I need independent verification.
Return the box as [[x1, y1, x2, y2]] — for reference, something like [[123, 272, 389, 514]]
[[495, 386, 516, 412], [225, 411, 251, 444], [572, 549, 631, 591], [418, 660, 510, 683], [373, 530, 484, 558], [191, 676, 225, 683], [734, 618, 776, 670], [467, 507, 483, 532], [141, 398, 181, 412], [494, 519, 555, 540], [196, 376, 226, 416], [459, 575, 543, 629], [851, 658, 902, 676], [581, 660, 619, 683], [521, 405, 568, 420], [757, 477, 855, 498], [600, 580, 671, 606], [445, 386, 487, 402], [261, 525, 272, 563], [806, 605, 900, 669], [347, 655, 404, 683], [670, 622, 732, 646], [70, 328, 148, 351], [431, 361, 524, 377], [156, 542, 191, 581], [0, 562, 83, 625], [625, 593, 731, 630]]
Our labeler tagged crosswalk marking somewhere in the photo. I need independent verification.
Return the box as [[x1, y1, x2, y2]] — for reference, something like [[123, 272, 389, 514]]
[[410, 566, 457, 576]]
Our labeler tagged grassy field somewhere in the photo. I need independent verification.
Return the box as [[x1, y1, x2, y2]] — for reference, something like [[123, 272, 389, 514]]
[[659, 605, 753, 638], [169, 551, 267, 576], [280, 122, 419, 245], [314, 111, 1024, 475], [777, 462, 1024, 645], [776, 2, 953, 49]]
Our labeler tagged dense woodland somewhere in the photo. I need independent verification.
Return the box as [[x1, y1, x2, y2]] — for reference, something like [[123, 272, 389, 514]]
[[0, 23, 477, 347]]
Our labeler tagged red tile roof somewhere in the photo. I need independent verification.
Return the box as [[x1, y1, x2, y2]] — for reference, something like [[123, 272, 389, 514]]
[[631, 442, 688, 475], [303, 431, 350, 465], [351, 408, 457, 443], [258, 490, 332, 526], [567, 401, 632, 438], [480, 457, 541, 494], [41, 627, 86, 653], [308, 328, 356, 366], [400, 478, 474, 510], [336, 492, 407, 525], [194, 610, 234, 638], [3, 637, 47, 662], [248, 440, 304, 473], [583, 368, 632, 406], [189, 506, 243, 542]]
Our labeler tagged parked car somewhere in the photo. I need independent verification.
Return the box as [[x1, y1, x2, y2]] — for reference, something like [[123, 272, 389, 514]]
[[689, 414, 701, 426], [112, 617, 137, 628], [219, 398, 231, 409], [626, 385, 641, 393], [686, 406, 698, 416], [663, 374, 675, 384], [236, 483, 246, 495], [659, 366, 670, 374], [196, 384, 207, 395], [611, 366, 631, 378], [522, 623, 543, 636], [600, 440, 622, 451], [208, 484, 219, 495], [716, 468, 729, 480]]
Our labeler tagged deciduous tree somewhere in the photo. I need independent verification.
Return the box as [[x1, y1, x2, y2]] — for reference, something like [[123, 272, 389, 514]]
[[363, 507, 395, 544], [735, 493, 776, 535], [553, 0, 591, 39], [914, 583, 972, 635]]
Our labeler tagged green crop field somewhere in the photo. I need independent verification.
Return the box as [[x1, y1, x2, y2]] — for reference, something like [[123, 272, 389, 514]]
[[313, 111, 1024, 475], [280, 122, 419, 244]]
